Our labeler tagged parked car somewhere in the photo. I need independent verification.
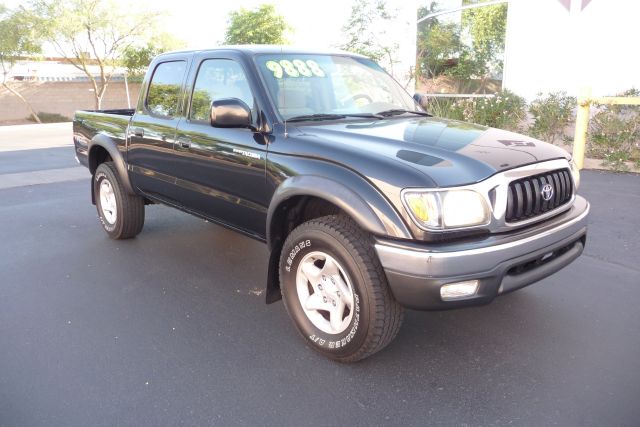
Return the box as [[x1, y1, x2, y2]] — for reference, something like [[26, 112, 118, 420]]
[[73, 46, 589, 362]]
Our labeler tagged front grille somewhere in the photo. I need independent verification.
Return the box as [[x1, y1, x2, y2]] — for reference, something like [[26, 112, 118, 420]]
[[505, 168, 573, 223]]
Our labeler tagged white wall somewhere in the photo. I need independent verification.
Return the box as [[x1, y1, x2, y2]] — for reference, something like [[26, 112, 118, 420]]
[[503, 0, 639, 99]]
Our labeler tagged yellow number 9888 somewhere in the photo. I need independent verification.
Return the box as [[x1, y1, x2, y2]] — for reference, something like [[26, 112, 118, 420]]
[[265, 59, 326, 78]]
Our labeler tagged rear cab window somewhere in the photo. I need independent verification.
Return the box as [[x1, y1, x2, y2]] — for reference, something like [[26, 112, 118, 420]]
[[146, 61, 187, 118]]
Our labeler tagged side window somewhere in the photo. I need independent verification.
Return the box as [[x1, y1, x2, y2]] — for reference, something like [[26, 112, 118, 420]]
[[146, 61, 187, 118], [190, 59, 254, 122]]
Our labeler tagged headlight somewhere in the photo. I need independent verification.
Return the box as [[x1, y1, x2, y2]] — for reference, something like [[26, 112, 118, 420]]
[[569, 158, 581, 189], [402, 189, 491, 230]]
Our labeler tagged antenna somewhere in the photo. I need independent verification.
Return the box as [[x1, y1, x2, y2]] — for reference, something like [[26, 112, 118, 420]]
[[281, 44, 288, 138]]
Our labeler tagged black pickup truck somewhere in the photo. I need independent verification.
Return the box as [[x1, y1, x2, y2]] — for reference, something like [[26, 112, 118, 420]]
[[73, 46, 589, 362]]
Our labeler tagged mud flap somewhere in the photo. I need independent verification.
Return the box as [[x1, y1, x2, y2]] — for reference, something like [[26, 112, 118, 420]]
[[265, 241, 283, 304]]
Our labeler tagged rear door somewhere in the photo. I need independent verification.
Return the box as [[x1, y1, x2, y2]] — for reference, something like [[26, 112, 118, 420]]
[[173, 53, 269, 238], [128, 56, 190, 200]]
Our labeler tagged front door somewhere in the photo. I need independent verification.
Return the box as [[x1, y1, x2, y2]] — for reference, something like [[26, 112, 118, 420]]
[[173, 56, 268, 238]]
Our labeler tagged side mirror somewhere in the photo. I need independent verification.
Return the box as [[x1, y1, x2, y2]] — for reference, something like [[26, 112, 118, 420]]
[[413, 93, 426, 107], [210, 98, 253, 129]]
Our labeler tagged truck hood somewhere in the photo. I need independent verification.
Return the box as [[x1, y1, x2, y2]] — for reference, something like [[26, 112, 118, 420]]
[[298, 116, 570, 187]]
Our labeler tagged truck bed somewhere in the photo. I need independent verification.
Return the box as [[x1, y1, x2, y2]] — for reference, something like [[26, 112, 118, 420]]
[[73, 109, 134, 169]]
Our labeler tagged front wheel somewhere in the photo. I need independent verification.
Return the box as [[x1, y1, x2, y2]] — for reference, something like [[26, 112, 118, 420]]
[[94, 162, 145, 239], [279, 215, 404, 362]]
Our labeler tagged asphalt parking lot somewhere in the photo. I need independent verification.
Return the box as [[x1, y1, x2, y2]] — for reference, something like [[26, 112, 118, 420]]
[[1, 125, 639, 426]]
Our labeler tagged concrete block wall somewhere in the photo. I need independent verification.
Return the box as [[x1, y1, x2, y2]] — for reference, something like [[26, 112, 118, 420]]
[[0, 81, 142, 121]]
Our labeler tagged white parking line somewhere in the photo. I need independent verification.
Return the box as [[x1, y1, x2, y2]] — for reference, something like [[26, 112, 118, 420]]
[[0, 166, 88, 190]]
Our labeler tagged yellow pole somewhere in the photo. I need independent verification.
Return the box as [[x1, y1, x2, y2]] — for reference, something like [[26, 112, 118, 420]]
[[572, 87, 591, 170], [591, 97, 640, 106]]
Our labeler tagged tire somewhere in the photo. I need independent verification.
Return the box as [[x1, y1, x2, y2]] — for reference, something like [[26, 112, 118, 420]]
[[94, 161, 145, 239], [279, 214, 404, 362]]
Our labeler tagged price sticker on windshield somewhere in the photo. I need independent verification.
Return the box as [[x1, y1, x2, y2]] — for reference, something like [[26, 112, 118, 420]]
[[265, 59, 326, 79]]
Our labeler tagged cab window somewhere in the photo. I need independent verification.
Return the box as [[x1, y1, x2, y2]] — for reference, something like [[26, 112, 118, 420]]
[[190, 59, 254, 123], [145, 61, 187, 118]]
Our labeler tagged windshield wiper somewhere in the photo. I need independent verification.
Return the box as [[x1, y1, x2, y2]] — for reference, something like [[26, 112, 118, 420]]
[[375, 109, 432, 117], [287, 113, 384, 122], [287, 114, 346, 122], [342, 113, 385, 119]]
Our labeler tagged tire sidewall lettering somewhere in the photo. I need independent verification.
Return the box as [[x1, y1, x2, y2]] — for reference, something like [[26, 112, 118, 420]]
[[285, 239, 311, 273], [310, 293, 360, 349], [94, 171, 107, 182]]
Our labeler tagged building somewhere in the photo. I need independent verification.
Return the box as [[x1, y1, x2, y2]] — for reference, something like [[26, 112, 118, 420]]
[[415, 0, 638, 99]]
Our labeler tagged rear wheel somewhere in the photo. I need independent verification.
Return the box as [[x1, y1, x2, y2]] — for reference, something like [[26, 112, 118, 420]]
[[279, 215, 404, 362], [94, 162, 144, 239]]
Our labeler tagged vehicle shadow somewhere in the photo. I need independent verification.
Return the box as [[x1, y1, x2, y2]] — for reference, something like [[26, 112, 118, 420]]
[[140, 206, 567, 371]]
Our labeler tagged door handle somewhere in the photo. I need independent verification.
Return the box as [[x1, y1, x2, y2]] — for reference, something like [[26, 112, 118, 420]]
[[133, 127, 144, 137], [178, 137, 191, 149]]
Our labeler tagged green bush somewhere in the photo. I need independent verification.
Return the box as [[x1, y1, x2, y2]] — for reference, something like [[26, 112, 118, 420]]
[[27, 112, 71, 123], [423, 97, 465, 121], [587, 88, 640, 171], [455, 90, 526, 131], [425, 90, 526, 131], [528, 91, 576, 145], [422, 88, 640, 172]]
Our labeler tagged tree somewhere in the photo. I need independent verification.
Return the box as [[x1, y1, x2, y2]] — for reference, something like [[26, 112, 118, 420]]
[[121, 44, 157, 79], [340, 0, 398, 72], [31, 0, 160, 109], [122, 33, 185, 79], [224, 4, 290, 45], [0, 4, 43, 122]]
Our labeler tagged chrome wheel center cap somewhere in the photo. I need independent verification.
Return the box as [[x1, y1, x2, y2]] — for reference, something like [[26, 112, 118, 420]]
[[296, 251, 355, 335]]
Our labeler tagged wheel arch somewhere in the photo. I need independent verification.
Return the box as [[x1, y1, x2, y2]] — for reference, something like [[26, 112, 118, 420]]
[[264, 175, 411, 304], [88, 134, 135, 197], [267, 175, 411, 250]]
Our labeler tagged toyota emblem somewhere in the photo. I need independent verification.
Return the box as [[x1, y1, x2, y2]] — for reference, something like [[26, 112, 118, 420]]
[[541, 184, 554, 201]]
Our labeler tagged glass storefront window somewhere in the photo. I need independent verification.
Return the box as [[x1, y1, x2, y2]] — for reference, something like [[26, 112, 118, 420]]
[[416, 1, 508, 95]]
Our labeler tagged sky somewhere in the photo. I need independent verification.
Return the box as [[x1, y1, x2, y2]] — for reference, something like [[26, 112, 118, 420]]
[[3, 0, 420, 83], [150, 0, 357, 50], [3, 0, 368, 50]]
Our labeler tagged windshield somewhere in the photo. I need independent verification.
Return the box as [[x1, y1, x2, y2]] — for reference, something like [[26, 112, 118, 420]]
[[256, 54, 420, 120]]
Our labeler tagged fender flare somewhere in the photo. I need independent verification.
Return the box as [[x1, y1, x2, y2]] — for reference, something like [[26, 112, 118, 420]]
[[87, 134, 135, 195], [266, 174, 412, 250], [264, 173, 412, 304]]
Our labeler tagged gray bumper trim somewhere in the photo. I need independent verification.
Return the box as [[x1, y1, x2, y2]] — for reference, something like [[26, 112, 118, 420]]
[[375, 198, 590, 279]]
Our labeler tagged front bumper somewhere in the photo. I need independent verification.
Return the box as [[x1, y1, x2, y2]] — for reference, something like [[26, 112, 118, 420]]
[[375, 196, 590, 310]]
